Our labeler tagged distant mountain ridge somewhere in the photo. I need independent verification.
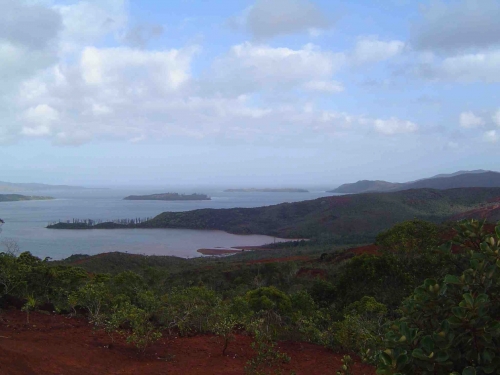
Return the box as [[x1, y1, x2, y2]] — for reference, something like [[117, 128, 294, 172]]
[[0, 181, 88, 192], [330, 170, 500, 194]]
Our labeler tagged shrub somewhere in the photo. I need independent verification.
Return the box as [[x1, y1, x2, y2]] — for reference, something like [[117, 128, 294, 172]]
[[376, 220, 440, 255], [71, 282, 110, 327], [377, 221, 500, 375], [246, 287, 292, 337], [162, 286, 221, 336], [106, 292, 162, 352]]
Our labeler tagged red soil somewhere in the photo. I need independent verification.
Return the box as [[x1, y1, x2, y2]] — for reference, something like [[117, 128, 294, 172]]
[[0, 310, 374, 375], [450, 204, 500, 221]]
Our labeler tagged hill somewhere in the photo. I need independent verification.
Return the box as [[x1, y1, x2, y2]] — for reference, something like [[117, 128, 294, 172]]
[[136, 188, 500, 240], [330, 170, 500, 193], [0, 194, 53, 202], [331, 180, 402, 194], [49, 187, 500, 243]]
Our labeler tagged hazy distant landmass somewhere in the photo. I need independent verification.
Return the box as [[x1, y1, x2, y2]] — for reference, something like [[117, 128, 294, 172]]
[[224, 188, 309, 193], [0, 194, 54, 202], [123, 193, 211, 201], [0, 181, 89, 192], [330, 170, 500, 194]]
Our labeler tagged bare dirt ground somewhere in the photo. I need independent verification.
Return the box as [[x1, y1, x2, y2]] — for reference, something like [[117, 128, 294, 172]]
[[0, 310, 375, 375]]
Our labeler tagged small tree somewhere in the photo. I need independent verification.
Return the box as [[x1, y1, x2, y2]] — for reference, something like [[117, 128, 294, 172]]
[[210, 302, 237, 356], [22, 294, 37, 324]]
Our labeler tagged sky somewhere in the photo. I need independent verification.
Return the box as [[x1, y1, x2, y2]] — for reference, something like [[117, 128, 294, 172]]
[[0, 0, 499, 187]]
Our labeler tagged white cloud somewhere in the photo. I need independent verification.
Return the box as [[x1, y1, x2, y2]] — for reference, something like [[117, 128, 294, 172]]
[[0, 1, 419, 146], [207, 42, 345, 96], [55, 0, 127, 53], [352, 37, 405, 64], [493, 109, 500, 127], [233, 0, 331, 40], [80, 46, 196, 90], [460, 111, 485, 128], [374, 118, 418, 135], [22, 104, 59, 137], [303, 80, 344, 93], [484, 130, 498, 143], [412, 50, 500, 83]]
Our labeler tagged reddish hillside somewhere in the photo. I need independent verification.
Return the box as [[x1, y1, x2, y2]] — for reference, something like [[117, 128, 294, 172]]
[[0, 310, 375, 375], [450, 203, 500, 222]]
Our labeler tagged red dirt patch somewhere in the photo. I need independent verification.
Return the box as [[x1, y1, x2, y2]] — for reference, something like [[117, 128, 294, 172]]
[[0, 310, 374, 375], [450, 204, 500, 221]]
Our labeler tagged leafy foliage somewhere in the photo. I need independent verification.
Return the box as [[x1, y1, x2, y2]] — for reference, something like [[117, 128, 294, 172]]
[[376, 220, 440, 255], [377, 221, 500, 375]]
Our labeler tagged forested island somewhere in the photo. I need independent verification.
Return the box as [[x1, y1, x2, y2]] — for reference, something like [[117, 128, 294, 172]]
[[0, 194, 54, 202], [123, 193, 211, 201], [224, 188, 309, 193]]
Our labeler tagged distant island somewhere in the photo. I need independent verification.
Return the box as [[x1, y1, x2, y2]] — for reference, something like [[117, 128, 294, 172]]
[[0, 194, 54, 202], [224, 188, 309, 193], [330, 170, 500, 194], [124, 193, 211, 201]]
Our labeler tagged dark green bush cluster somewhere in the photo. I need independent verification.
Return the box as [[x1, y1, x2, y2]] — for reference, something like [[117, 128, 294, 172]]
[[377, 220, 500, 375]]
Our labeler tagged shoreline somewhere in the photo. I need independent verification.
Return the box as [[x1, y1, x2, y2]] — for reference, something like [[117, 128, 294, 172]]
[[197, 245, 277, 256]]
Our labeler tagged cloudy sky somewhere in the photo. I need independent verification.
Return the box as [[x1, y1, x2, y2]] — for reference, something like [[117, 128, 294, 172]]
[[0, 0, 499, 187]]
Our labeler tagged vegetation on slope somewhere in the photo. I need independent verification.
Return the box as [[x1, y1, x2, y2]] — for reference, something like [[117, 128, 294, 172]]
[[123, 188, 500, 240], [2, 218, 500, 374]]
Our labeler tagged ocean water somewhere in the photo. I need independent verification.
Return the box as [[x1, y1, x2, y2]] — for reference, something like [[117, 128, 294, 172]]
[[0, 188, 338, 260]]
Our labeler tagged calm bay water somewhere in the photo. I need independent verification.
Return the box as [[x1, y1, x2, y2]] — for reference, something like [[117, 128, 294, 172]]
[[0, 188, 338, 259]]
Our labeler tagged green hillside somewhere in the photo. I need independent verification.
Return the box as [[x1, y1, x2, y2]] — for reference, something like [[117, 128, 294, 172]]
[[136, 188, 500, 240]]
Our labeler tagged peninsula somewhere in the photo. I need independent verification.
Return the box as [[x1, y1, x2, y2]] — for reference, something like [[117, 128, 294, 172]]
[[123, 193, 211, 201], [0, 194, 54, 202], [224, 188, 309, 193]]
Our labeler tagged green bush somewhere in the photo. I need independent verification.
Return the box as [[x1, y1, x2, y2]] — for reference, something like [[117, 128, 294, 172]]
[[329, 297, 387, 363], [162, 286, 221, 336], [377, 221, 500, 375], [376, 220, 440, 255]]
